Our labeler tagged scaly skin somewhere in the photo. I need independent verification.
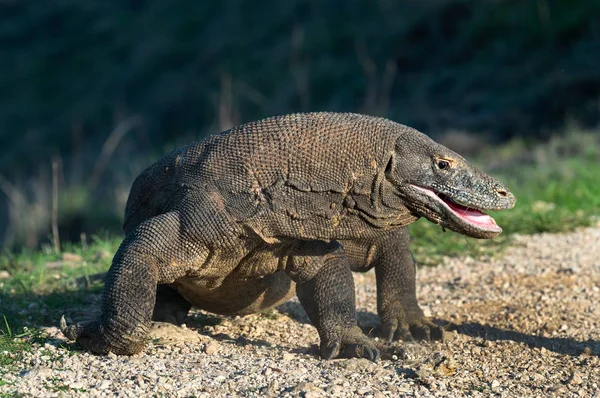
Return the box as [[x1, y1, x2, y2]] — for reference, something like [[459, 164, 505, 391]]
[[62, 112, 516, 360]]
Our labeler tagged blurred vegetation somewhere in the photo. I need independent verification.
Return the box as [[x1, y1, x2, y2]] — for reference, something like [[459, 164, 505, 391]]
[[0, 0, 599, 248]]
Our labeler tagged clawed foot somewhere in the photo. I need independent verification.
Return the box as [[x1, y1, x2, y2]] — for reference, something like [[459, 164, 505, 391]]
[[61, 316, 111, 354], [320, 326, 381, 362], [322, 340, 381, 362], [60, 316, 146, 355], [381, 318, 445, 342]]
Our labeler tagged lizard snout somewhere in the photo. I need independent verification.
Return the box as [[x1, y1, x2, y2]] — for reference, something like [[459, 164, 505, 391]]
[[493, 183, 516, 209]]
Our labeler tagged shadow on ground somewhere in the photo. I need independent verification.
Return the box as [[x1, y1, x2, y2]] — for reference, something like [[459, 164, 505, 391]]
[[274, 301, 600, 358], [450, 321, 600, 357]]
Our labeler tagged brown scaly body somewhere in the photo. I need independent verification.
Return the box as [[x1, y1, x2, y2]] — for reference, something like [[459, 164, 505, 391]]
[[62, 112, 515, 361]]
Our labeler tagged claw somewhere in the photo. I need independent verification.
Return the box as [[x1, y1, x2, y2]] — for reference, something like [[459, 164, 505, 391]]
[[381, 321, 415, 342], [410, 324, 431, 341], [423, 320, 445, 341], [60, 316, 77, 340], [430, 325, 445, 341], [321, 341, 341, 360], [364, 347, 372, 361], [381, 320, 398, 342], [381, 317, 446, 342], [60, 316, 67, 332], [371, 347, 381, 363], [396, 327, 416, 342]]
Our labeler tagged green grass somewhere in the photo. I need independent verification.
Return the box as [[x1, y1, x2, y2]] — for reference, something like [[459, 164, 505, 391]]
[[0, 235, 120, 376]]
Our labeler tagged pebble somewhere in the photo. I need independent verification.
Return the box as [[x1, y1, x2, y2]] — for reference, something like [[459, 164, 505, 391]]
[[98, 380, 111, 390], [566, 371, 583, 385], [203, 341, 220, 355]]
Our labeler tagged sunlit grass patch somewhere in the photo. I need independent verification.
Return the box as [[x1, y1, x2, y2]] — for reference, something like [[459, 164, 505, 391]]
[[0, 235, 120, 338]]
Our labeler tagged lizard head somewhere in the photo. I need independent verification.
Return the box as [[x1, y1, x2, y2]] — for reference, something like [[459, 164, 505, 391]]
[[387, 130, 516, 239]]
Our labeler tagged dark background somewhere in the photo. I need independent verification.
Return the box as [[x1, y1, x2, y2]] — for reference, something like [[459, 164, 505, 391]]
[[1, 0, 599, 249]]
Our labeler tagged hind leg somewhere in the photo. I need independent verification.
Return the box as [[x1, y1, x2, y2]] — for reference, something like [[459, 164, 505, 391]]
[[152, 285, 192, 325]]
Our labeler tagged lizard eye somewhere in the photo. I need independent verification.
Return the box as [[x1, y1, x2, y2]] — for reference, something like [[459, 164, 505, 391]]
[[437, 160, 450, 170]]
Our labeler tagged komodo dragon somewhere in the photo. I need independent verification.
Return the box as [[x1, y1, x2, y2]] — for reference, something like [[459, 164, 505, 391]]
[[62, 112, 516, 361]]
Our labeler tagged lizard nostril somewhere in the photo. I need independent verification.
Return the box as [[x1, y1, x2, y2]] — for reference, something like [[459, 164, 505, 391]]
[[497, 189, 508, 197]]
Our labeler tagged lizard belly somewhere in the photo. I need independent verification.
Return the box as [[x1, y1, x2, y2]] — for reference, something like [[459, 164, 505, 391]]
[[172, 247, 295, 316], [174, 271, 295, 315]]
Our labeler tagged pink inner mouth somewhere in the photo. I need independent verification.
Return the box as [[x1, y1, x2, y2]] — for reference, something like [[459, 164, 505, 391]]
[[410, 185, 501, 232], [440, 194, 500, 231]]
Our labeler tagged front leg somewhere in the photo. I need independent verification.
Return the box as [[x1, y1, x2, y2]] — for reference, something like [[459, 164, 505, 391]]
[[287, 241, 380, 361], [374, 228, 444, 342], [62, 212, 206, 354]]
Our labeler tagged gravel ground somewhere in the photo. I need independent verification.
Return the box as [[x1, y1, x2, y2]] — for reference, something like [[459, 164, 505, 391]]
[[2, 226, 599, 397]]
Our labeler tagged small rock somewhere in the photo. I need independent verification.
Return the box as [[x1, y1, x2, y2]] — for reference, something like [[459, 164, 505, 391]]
[[204, 341, 220, 355], [0, 270, 10, 279], [490, 380, 500, 390], [292, 382, 324, 395], [550, 385, 568, 394], [98, 380, 111, 390], [581, 347, 592, 356], [42, 343, 56, 351], [69, 381, 86, 389], [415, 368, 430, 379], [327, 385, 345, 394], [149, 322, 201, 346], [337, 358, 375, 372], [282, 352, 295, 361], [20, 366, 52, 378], [566, 371, 583, 385]]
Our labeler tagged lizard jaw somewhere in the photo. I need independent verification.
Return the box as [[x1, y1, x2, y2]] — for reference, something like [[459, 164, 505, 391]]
[[408, 184, 502, 235]]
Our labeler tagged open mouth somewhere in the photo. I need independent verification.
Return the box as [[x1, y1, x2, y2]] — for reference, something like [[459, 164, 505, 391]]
[[409, 185, 501, 233]]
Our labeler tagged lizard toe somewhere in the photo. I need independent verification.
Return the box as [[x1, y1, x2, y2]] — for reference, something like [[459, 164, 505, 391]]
[[409, 324, 431, 341], [320, 341, 341, 360], [341, 343, 380, 362], [319, 326, 381, 362], [409, 319, 445, 341], [60, 317, 145, 355], [381, 320, 415, 343], [423, 319, 445, 341]]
